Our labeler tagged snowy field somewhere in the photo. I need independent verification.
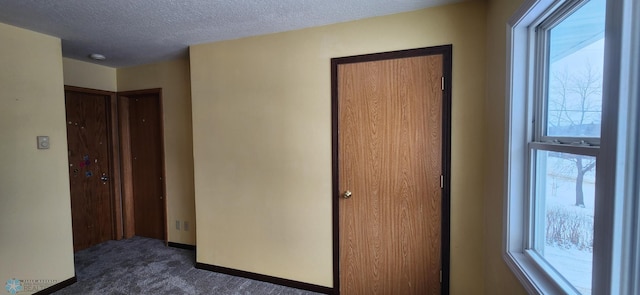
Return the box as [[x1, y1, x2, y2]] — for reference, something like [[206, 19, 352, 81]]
[[542, 167, 595, 294], [545, 245, 592, 294]]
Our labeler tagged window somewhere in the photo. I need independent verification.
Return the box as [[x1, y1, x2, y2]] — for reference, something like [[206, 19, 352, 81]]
[[529, 1, 604, 292], [505, 0, 640, 294]]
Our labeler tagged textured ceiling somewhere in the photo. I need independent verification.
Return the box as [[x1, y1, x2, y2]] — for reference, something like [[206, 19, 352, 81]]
[[0, 0, 464, 68]]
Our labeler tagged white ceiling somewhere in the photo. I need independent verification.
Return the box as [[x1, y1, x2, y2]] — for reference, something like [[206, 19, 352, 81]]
[[0, 0, 464, 68]]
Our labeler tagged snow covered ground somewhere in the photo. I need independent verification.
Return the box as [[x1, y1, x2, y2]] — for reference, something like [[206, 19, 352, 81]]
[[541, 166, 595, 294], [545, 244, 592, 294]]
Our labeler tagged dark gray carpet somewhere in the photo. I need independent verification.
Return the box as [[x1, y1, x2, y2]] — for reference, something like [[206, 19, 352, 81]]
[[53, 236, 323, 295]]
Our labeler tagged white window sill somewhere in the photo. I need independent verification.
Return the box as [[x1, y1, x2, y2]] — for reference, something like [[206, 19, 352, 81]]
[[504, 251, 576, 295]]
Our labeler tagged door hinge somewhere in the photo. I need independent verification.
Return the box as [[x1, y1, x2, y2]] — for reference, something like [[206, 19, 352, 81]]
[[440, 175, 444, 189], [441, 77, 445, 91], [440, 270, 443, 283]]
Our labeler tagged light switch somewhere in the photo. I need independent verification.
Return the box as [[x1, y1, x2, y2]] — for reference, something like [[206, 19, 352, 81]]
[[37, 136, 50, 149]]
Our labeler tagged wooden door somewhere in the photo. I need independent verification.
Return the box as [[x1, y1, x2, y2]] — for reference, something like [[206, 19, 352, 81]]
[[125, 91, 166, 240], [333, 47, 450, 295], [65, 89, 115, 252]]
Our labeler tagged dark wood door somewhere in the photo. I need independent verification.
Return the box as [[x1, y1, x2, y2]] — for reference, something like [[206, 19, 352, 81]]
[[65, 89, 114, 252], [127, 92, 165, 240], [336, 52, 445, 294]]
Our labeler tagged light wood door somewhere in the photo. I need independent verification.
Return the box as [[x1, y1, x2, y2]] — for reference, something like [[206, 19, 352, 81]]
[[65, 89, 114, 252], [337, 54, 444, 294]]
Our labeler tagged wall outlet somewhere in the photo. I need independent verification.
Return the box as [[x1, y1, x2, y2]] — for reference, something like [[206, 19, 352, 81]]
[[184, 221, 189, 231], [175, 220, 180, 230]]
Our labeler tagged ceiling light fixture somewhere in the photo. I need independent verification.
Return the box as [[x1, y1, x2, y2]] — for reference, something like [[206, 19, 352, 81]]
[[89, 53, 106, 61]]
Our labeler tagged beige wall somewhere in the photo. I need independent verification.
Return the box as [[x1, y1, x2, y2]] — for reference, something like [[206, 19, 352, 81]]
[[118, 59, 196, 245], [0, 23, 75, 291], [62, 58, 117, 92], [483, 0, 528, 293], [191, 1, 487, 291]]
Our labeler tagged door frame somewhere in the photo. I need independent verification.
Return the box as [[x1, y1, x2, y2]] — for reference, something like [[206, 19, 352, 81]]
[[118, 88, 168, 243], [330, 45, 452, 294], [64, 85, 124, 243]]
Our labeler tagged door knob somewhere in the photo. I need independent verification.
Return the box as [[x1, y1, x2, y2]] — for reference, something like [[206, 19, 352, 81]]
[[343, 190, 352, 199], [100, 173, 109, 183]]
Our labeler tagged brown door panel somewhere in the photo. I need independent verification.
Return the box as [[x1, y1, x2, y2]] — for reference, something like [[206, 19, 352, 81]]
[[65, 89, 114, 252], [336, 53, 445, 294], [125, 91, 166, 240]]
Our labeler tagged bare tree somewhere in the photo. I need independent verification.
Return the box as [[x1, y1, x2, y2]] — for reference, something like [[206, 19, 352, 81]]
[[573, 156, 596, 206], [548, 63, 601, 207]]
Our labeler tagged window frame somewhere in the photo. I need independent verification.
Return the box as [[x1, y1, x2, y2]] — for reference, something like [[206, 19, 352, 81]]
[[533, 0, 602, 147], [504, 0, 640, 293]]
